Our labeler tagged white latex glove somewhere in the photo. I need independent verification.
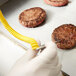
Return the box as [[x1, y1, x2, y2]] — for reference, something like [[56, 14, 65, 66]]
[[6, 42, 62, 76]]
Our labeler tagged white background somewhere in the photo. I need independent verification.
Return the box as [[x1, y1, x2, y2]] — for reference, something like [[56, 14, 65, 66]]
[[0, 0, 76, 76]]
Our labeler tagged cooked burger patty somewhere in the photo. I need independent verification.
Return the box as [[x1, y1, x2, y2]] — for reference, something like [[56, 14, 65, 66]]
[[44, 0, 69, 7], [52, 24, 76, 49], [19, 7, 46, 28]]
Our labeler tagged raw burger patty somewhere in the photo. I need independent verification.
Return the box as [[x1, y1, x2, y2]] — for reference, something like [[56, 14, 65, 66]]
[[52, 24, 76, 49], [19, 7, 46, 28], [44, 0, 68, 7]]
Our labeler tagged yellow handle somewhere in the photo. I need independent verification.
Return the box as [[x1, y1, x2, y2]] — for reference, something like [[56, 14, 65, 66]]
[[0, 10, 39, 50]]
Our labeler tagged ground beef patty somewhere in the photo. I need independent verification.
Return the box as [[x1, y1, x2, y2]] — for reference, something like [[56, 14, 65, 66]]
[[52, 24, 76, 49], [44, 0, 68, 7], [19, 7, 46, 28]]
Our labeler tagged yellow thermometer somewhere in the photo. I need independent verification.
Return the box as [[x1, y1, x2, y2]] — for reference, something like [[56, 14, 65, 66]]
[[0, 10, 39, 50]]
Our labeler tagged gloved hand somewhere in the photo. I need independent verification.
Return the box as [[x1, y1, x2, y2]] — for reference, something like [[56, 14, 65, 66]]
[[6, 42, 62, 76]]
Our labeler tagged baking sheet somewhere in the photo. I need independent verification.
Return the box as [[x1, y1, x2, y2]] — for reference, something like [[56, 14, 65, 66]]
[[0, 0, 76, 76]]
